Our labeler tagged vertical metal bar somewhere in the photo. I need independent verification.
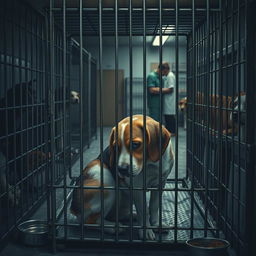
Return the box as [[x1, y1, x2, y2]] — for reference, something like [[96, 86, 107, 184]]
[[11, 0, 17, 223], [174, 0, 179, 243], [49, 0, 56, 252], [244, 0, 255, 254], [217, 0, 224, 239], [213, 2, 220, 238], [158, 0, 163, 243], [18, 1, 24, 211], [30, 4, 35, 204], [79, 0, 84, 240], [35, 11, 39, 202], [88, 53, 91, 148], [25, 3, 29, 212], [62, 0, 67, 241], [39, 15, 43, 196], [230, 0, 235, 244], [68, 38, 73, 179], [45, 6, 51, 238], [204, 0, 210, 237], [142, 0, 147, 243], [223, 0, 229, 237], [190, 0, 196, 239], [114, 0, 119, 242], [98, 0, 104, 241], [128, 0, 134, 242], [3, 0, 10, 228], [237, 0, 242, 252]]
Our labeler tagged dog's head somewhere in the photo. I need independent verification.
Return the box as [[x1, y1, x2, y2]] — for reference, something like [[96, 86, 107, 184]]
[[178, 97, 187, 112], [231, 92, 246, 125], [70, 90, 80, 104], [109, 115, 171, 178], [54, 87, 80, 104]]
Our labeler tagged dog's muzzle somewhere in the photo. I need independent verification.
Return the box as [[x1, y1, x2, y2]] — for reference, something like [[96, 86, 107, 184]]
[[118, 164, 131, 178]]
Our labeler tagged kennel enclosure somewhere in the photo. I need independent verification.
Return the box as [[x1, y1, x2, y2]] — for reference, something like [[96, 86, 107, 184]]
[[0, 1, 256, 256]]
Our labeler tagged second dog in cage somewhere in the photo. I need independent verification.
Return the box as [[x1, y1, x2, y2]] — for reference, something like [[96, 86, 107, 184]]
[[54, 87, 79, 157], [179, 97, 187, 130], [70, 115, 174, 240], [178, 92, 237, 135]]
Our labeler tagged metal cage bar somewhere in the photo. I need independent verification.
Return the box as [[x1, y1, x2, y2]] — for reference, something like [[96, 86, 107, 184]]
[[0, 2, 255, 256]]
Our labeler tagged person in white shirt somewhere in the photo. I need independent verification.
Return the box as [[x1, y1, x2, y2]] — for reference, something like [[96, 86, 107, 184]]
[[163, 65, 176, 135]]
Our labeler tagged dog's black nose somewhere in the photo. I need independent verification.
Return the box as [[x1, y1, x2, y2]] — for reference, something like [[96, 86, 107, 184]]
[[118, 164, 129, 176]]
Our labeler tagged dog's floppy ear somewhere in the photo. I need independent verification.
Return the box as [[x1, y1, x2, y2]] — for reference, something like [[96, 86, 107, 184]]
[[146, 119, 171, 162], [109, 127, 116, 169]]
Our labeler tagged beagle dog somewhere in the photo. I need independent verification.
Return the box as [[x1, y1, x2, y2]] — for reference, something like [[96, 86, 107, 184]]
[[178, 97, 187, 112], [55, 88, 80, 156], [178, 97, 187, 130], [70, 115, 174, 240], [70, 90, 80, 104]]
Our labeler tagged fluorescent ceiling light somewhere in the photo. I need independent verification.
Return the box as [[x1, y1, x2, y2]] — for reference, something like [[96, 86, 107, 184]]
[[152, 35, 169, 46], [152, 25, 175, 46]]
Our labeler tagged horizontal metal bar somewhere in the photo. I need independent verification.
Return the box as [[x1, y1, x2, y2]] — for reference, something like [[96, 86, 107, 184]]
[[50, 7, 221, 12]]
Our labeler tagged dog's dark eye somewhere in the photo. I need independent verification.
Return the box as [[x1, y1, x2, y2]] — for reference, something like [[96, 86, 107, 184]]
[[132, 141, 141, 150]]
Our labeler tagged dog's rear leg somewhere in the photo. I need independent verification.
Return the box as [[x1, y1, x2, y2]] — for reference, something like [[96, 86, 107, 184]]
[[96, 189, 124, 234]]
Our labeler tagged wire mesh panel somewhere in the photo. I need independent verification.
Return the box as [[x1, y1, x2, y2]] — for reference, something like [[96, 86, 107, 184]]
[[90, 60, 97, 139], [69, 39, 97, 163], [0, 0, 49, 245], [44, 1, 255, 255], [187, 0, 254, 255], [1, 0, 254, 255]]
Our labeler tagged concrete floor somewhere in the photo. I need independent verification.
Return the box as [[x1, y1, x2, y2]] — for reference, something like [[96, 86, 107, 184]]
[[0, 126, 235, 256]]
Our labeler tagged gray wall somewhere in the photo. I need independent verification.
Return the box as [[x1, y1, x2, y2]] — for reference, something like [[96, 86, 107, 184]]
[[84, 36, 187, 78]]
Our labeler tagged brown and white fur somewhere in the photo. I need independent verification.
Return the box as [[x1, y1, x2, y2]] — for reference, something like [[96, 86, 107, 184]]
[[70, 115, 174, 240], [179, 97, 187, 130], [178, 93, 234, 135]]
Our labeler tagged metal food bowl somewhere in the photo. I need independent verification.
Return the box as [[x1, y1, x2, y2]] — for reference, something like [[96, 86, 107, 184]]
[[17, 220, 49, 246], [186, 237, 230, 256]]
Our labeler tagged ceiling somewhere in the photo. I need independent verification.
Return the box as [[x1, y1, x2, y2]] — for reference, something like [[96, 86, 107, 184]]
[[52, 9, 210, 36], [26, 0, 219, 9], [82, 35, 187, 47], [25, 0, 220, 36]]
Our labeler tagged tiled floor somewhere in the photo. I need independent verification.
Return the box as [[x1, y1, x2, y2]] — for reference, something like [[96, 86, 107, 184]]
[[0, 127, 234, 255]]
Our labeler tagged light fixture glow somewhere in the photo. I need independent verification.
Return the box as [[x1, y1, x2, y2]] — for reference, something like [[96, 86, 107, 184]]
[[152, 35, 169, 46], [152, 25, 175, 46]]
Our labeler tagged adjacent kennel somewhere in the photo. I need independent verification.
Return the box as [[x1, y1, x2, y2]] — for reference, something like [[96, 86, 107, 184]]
[[0, 1, 255, 256]]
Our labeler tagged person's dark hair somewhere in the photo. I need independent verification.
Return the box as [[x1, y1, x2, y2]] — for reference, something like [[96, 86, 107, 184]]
[[158, 62, 170, 71]]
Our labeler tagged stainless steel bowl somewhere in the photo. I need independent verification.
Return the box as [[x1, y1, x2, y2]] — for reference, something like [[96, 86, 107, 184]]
[[17, 220, 49, 246], [186, 237, 230, 256]]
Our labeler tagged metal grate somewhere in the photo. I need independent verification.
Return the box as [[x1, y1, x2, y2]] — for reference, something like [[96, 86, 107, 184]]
[[0, 1, 255, 256], [52, 9, 210, 36]]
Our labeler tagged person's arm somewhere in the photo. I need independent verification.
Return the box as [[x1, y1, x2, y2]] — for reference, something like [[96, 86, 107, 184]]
[[148, 87, 173, 94]]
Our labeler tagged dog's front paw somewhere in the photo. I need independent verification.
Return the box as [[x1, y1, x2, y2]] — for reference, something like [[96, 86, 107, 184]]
[[104, 226, 125, 235], [139, 228, 155, 240], [150, 221, 169, 234], [103, 222, 125, 235]]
